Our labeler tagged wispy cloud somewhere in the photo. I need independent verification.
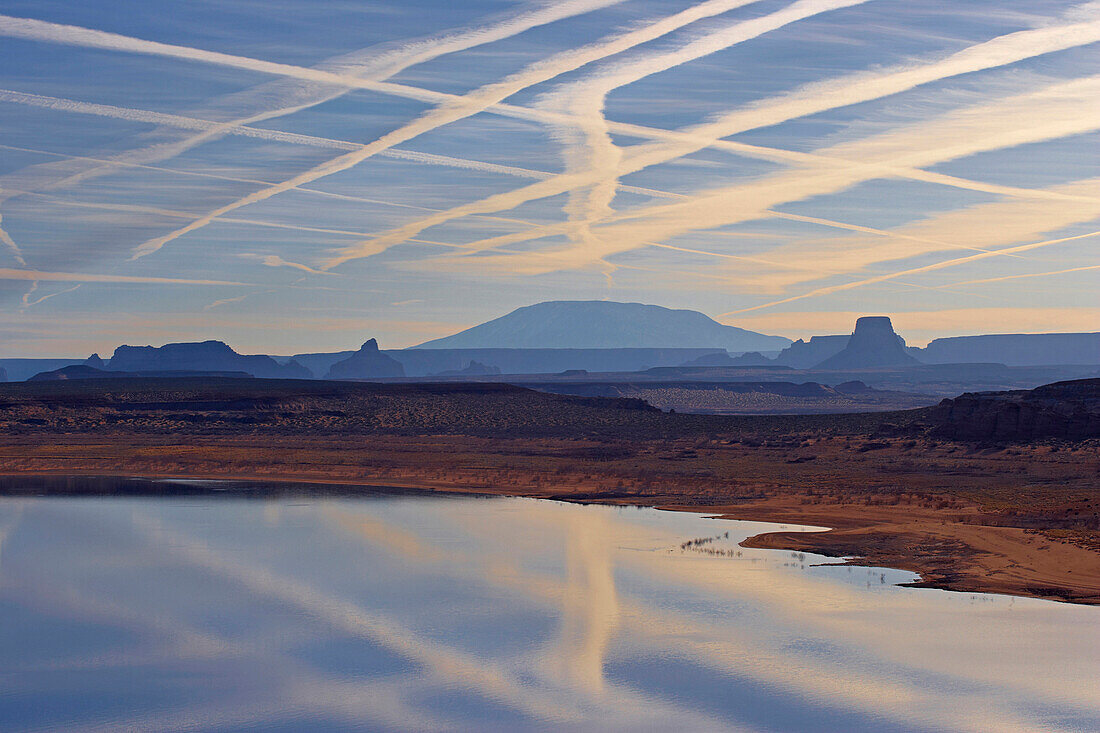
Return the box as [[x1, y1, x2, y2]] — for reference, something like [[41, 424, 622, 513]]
[[321, 8, 1100, 268], [202, 293, 252, 311], [20, 282, 81, 309], [0, 108, 678, 205], [513, 0, 876, 260], [0, 4, 909, 266], [553, 6, 1100, 253], [238, 254, 333, 276], [5, 8, 1095, 189], [0, 14, 448, 106], [0, 0, 625, 216], [0, 210, 26, 265], [0, 268, 245, 285], [938, 264, 1100, 288], [1, 2, 1096, 347], [746, 177, 1100, 293], [721, 229, 1100, 315], [544, 0, 872, 255], [442, 75, 1100, 275], [114, 0, 825, 260]]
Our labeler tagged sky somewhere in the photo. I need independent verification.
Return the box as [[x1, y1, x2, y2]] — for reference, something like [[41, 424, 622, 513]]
[[0, 0, 1097, 356]]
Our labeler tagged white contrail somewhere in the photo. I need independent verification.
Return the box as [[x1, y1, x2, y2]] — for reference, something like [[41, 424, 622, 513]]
[[335, 7, 1100, 266], [0, 210, 25, 265], [939, 264, 1100, 288], [203, 293, 253, 311], [0, 93, 523, 180], [21, 282, 81, 309], [317, 0, 629, 80], [6, 6, 1096, 192], [0, 141, 594, 223], [0, 3, 864, 258], [0, 4, 762, 113], [1, 21, 1084, 203], [0, 133, 997, 256], [0, 0, 626, 190], [555, 6, 1100, 252], [0, 268, 245, 285], [238, 254, 333, 276], [18, 279, 37, 308], [0, 14, 451, 106], [9, 187, 517, 253], [0, 102, 683, 204], [122, 0, 820, 259], [747, 176, 1100, 293], [544, 0, 872, 253], [443, 75, 1100, 273], [7, 161, 617, 259], [720, 229, 1100, 315], [6, 10, 1096, 270], [0, 90, 689, 241], [0, 0, 623, 259]]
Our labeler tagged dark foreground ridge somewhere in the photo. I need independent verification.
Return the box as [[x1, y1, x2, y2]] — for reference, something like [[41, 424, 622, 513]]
[[933, 378, 1100, 440], [3, 376, 1098, 441], [29, 365, 253, 381], [0, 376, 924, 439]]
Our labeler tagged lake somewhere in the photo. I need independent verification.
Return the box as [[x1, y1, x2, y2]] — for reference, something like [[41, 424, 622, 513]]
[[1, 479, 1097, 732]]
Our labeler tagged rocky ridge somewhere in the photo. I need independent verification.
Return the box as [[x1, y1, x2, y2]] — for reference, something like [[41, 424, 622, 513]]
[[931, 378, 1100, 440]]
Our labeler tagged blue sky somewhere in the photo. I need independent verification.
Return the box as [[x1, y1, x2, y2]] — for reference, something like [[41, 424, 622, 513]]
[[0, 0, 1097, 355]]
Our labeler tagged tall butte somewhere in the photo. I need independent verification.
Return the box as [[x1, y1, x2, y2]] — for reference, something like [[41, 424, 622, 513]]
[[813, 316, 920, 369]]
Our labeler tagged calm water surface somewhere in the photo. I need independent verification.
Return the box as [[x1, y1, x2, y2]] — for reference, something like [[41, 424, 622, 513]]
[[0, 480, 1097, 732]]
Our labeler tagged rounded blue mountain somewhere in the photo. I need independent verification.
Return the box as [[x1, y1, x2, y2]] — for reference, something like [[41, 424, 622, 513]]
[[414, 301, 790, 353]]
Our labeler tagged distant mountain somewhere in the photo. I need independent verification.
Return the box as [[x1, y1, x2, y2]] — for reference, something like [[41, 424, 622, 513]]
[[325, 339, 405, 380], [106, 340, 311, 379], [0, 359, 83, 382], [285, 350, 354, 379], [432, 360, 501, 377], [814, 317, 920, 370], [414, 301, 790, 352], [774, 335, 849, 369], [282, 347, 744, 378], [727, 351, 775, 366], [680, 352, 738, 367], [915, 333, 1099, 366], [390, 347, 727, 376], [834, 380, 874, 394], [680, 351, 774, 367]]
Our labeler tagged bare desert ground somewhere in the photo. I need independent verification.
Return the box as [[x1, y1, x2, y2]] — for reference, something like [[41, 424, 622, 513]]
[[1, 378, 1097, 604]]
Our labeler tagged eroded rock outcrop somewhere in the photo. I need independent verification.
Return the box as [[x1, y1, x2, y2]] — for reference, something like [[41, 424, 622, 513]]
[[324, 339, 405, 380], [106, 340, 311, 379], [774, 335, 849, 369], [931, 378, 1100, 440], [814, 317, 919, 370]]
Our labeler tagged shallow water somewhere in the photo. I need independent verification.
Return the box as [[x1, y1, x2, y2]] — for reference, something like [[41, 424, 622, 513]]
[[0, 481, 1097, 732]]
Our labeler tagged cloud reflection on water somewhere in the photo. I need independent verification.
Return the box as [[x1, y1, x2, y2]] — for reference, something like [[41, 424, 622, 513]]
[[0, 493, 1097, 732]]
